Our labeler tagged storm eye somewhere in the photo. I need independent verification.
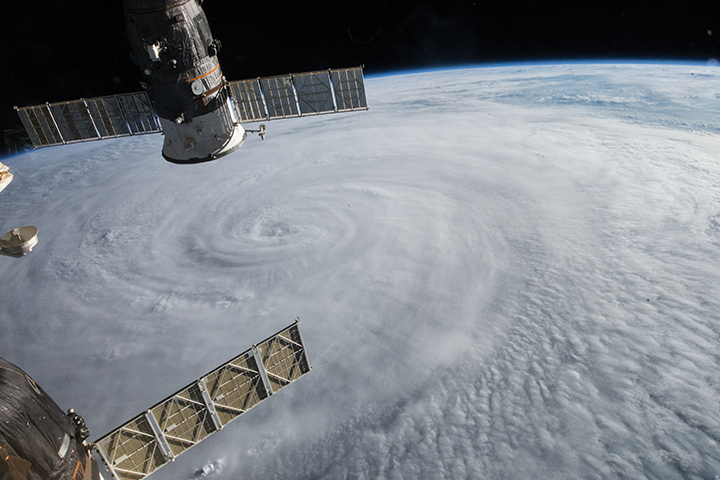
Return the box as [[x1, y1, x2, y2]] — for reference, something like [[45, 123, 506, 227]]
[[25, 375, 41, 395]]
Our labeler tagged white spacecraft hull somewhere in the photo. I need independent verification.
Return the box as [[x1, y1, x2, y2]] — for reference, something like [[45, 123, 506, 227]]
[[160, 97, 246, 164]]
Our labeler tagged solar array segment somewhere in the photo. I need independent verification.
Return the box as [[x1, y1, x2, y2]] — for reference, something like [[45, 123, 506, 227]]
[[93, 321, 310, 480], [16, 92, 161, 148]]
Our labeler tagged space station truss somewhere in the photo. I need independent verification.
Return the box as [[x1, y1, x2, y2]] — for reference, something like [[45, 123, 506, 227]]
[[15, 92, 162, 148], [93, 321, 310, 480], [229, 66, 368, 122]]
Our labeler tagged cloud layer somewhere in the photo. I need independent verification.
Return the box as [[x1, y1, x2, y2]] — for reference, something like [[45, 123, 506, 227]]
[[1, 64, 719, 479]]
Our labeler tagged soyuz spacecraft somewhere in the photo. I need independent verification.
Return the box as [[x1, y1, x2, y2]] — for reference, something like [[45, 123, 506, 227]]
[[8, 0, 364, 245], [15, 0, 367, 164]]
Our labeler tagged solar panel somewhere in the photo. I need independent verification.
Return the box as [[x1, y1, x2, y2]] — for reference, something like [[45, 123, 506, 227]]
[[260, 75, 299, 119], [15, 92, 162, 148], [86, 97, 130, 138], [293, 71, 335, 115], [93, 321, 310, 480], [17, 67, 366, 150], [228, 66, 367, 123], [330, 67, 367, 111], [228, 79, 266, 122], [48, 100, 99, 142], [116, 92, 161, 135], [15, 105, 63, 147]]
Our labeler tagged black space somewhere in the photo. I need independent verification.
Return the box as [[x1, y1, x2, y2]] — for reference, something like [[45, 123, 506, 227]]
[[2, 0, 719, 146]]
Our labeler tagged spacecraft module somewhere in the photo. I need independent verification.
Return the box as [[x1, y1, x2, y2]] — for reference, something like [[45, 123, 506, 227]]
[[15, 0, 367, 164]]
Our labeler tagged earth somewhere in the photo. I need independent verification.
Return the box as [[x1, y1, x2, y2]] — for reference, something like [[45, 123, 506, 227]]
[[1, 62, 719, 479]]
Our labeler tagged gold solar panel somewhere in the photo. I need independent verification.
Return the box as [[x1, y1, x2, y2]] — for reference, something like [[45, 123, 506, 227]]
[[93, 320, 310, 480], [330, 66, 368, 111], [228, 79, 266, 122]]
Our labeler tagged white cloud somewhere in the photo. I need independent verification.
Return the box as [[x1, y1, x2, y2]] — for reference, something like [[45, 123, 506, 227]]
[[1, 64, 719, 479]]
